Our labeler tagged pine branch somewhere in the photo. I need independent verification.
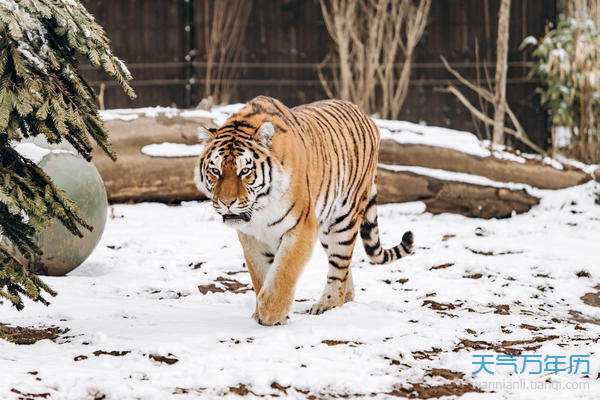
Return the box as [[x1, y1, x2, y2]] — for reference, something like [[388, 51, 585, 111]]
[[0, 0, 135, 309]]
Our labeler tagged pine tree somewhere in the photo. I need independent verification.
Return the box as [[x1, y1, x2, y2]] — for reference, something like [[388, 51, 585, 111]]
[[0, 0, 135, 309]]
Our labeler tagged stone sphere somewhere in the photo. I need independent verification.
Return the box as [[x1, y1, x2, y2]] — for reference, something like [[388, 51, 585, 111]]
[[23, 138, 108, 276]]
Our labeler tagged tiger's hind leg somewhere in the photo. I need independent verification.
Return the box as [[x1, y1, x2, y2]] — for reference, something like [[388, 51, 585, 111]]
[[309, 226, 358, 315]]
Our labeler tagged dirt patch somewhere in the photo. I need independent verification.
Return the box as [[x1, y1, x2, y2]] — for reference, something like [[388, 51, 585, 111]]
[[454, 335, 559, 356], [173, 387, 206, 395], [463, 273, 483, 279], [426, 368, 465, 380], [221, 381, 483, 399], [198, 283, 225, 294], [198, 277, 252, 295], [321, 339, 363, 347], [388, 382, 483, 398], [0, 324, 65, 345], [576, 270, 591, 278], [422, 300, 461, 311], [10, 388, 51, 399], [93, 350, 131, 357], [76, 350, 178, 365], [149, 353, 178, 365], [270, 382, 291, 395], [429, 263, 454, 270], [412, 347, 442, 360], [493, 304, 510, 315], [441, 234, 456, 241], [382, 278, 409, 285], [465, 247, 524, 256], [569, 310, 600, 325], [229, 384, 255, 396], [581, 285, 600, 307]]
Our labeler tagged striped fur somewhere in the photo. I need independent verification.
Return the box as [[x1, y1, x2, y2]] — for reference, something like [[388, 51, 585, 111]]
[[194, 96, 414, 325]]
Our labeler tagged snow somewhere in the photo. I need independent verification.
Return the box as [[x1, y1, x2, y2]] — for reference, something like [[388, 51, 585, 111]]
[[12, 142, 74, 164], [522, 36, 538, 47], [99, 104, 245, 127], [379, 164, 541, 196], [1, 181, 599, 399], [141, 143, 204, 158], [375, 119, 492, 158], [98, 104, 596, 178]]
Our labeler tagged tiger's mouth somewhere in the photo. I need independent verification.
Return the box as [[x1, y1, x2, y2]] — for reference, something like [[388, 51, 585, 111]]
[[222, 213, 251, 223]]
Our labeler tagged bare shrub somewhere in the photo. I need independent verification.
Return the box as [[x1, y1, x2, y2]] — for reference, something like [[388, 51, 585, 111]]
[[318, 0, 431, 119], [203, 0, 252, 104]]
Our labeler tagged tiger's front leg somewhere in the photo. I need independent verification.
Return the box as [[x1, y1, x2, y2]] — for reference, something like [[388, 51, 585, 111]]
[[237, 233, 273, 320], [256, 214, 317, 326]]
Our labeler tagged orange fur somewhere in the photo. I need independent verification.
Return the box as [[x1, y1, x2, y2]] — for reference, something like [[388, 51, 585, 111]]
[[194, 96, 414, 325]]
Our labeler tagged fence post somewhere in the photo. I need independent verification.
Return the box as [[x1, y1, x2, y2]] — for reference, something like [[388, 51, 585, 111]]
[[183, 0, 196, 107]]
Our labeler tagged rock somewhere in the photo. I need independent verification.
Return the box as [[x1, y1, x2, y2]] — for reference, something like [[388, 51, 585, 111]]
[[23, 138, 108, 276]]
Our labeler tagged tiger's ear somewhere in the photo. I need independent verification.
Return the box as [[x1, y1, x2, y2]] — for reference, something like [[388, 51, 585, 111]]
[[256, 122, 275, 148], [197, 125, 217, 141]]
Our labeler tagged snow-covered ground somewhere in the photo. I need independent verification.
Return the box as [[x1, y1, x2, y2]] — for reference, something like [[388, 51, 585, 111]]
[[1, 180, 599, 399]]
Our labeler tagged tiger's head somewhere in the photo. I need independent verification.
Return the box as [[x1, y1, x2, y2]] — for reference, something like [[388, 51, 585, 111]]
[[194, 120, 288, 227]]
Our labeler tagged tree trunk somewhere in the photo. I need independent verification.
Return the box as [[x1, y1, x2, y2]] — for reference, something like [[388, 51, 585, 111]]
[[492, 0, 511, 145]]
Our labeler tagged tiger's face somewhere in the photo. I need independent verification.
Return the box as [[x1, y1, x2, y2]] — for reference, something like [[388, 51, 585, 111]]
[[194, 122, 287, 227]]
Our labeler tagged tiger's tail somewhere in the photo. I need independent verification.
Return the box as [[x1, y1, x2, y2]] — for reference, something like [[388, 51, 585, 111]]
[[359, 184, 414, 264]]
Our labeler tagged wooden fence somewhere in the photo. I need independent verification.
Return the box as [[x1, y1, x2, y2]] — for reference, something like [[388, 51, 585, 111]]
[[81, 0, 557, 148]]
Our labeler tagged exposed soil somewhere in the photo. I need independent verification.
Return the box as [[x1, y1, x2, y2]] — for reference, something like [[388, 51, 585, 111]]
[[422, 300, 462, 311], [581, 285, 600, 307], [454, 335, 559, 356], [426, 368, 465, 380], [465, 247, 524, 256], [10, 388, 51, 399], [198, 277, 252, 295], [93, 350, 131, 357], [321, 339, 363, 347], [429, 263, 454, 270], [388, 382, 484, 398], [412, 347, 443, 360], [148, 353, 178, 365], [570, 310, 600, 325], [493, 304, 510, 315], [0, 324, 64, 345]]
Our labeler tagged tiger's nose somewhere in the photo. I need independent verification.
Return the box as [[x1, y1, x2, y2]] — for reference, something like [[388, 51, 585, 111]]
[[222, 198, 236, 208]]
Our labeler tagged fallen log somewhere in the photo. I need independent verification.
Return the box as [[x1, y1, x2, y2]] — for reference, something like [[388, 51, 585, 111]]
[[377, 167, 539, 219], [379, 140, 590, 190], [92, 115, 208, 203], [91, 114, 587, 218]]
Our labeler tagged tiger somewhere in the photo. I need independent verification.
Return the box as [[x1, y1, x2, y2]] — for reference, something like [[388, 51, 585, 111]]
[[194, 96, 414, 326]]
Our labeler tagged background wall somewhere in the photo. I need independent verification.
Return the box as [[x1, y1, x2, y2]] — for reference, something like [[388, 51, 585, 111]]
[[81, 0, 557, 148]]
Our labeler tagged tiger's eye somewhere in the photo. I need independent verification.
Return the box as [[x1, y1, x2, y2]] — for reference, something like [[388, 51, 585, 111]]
[[209, 167, 220, 177], [240, 167, 251, 176]]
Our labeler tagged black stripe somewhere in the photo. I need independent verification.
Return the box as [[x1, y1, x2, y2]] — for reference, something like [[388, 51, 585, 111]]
[[401, 242, 410, 254], [334, 217, 357, 233], [331, 254, 352, 261], [269, 201, 295, 227], [364, 240, 381, 256], [338, 232, 358, 246]]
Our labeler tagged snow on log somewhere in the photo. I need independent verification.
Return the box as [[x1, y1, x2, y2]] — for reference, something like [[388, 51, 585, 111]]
[[379, 140, 590, 190], [92, 112, 595, 218], [377, 165, 539, 219]]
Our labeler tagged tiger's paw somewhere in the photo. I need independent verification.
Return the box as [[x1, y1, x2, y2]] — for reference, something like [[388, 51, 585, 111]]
[[309, 294, 345, 315], [256, 288, 291, 326]]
